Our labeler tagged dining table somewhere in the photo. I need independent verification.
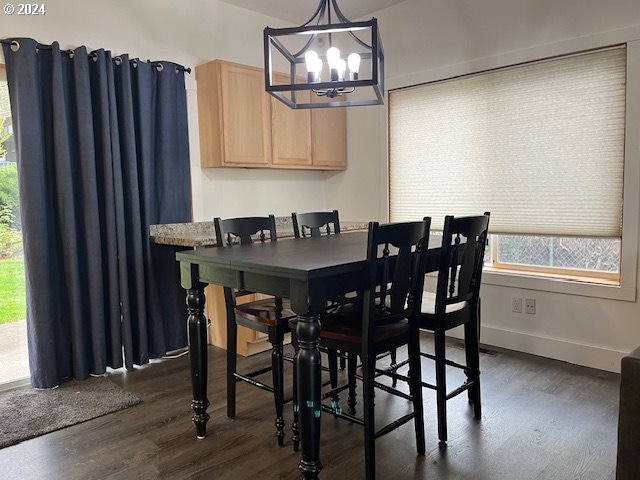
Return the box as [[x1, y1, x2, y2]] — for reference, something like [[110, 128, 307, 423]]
[[175, 229, 440, 479]]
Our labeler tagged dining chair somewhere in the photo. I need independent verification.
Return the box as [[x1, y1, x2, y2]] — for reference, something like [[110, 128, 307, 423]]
[[292, 209, 397, 401], [292, 210, 341, 238], [290, 210, 343, 451], [291, 209, 358, 309], [214, 214, 295, 446], [292, 211, 352, 307], [390, 212, 490, 447], [292, 219, 431, 479], [292, 209, 346, 328]]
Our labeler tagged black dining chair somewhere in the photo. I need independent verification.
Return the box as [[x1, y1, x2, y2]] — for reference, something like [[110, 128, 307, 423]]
[[289, 210, 343, 451], [292, 210, 341, 238], [214, 214, 295, 446], [292, 219, 431, 480], [292, 209, 346, 324], [390, 212, 490, 447], [292, 209, 394, 407]]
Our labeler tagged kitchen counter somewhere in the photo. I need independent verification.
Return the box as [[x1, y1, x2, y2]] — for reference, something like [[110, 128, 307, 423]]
[[150, 217, 369, 247]]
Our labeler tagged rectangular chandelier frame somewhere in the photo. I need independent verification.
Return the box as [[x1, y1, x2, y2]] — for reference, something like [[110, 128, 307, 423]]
[[264, 19, 385, 109]]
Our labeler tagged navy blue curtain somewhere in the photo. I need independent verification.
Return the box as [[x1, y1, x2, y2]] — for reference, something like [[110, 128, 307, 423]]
[[2, 38, 192, 388]]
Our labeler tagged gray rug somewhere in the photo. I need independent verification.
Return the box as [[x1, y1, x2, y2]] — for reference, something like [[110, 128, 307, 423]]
[[0, 376, 142, 449]]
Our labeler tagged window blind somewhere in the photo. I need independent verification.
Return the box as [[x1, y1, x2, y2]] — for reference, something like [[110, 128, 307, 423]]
[[389, 47, 626, 237]]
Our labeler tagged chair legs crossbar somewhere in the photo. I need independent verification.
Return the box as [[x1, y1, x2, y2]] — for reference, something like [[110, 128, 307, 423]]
[[320, 402, 417, 442], [234, 373, 275, 393], [375, 412, 416, 439], [419, 352, 471, 372], [319, 359, 421, 437], [381, 341, 481, 447]]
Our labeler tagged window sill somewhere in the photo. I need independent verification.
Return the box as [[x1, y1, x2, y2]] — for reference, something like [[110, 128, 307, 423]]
[[482, 268, 636, 302]]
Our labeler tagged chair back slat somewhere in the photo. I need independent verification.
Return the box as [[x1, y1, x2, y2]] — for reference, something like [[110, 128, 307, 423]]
[[435, 213, 490, 315], [292, 210, 341, 238], [214, 215, 279, 304], [364, 220, 431, 338], [390, 245, 414, 315], [214, 215, 277, 247]]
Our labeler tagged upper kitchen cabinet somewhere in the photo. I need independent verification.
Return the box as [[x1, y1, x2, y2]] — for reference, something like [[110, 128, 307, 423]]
[[270, 73, 312, 168], [196, 59, 346, 171], [311, 96, 347, 169], [196, 60, 272, 168]]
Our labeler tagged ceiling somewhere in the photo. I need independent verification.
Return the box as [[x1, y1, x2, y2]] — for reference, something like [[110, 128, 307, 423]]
[[217, 0, 408, 24]]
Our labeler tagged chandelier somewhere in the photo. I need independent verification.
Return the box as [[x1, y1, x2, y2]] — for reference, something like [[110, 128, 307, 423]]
[[264, 0, 385, 109]]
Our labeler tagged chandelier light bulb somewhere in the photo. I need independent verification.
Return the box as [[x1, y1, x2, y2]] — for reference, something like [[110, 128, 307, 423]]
[[313, 58, 323, 75], [348, 53, 361, 80], [305, 50, 321, 82], [326, 47, 341, 69], [304, 50, 318, 71], [337, 59, 347, 81]]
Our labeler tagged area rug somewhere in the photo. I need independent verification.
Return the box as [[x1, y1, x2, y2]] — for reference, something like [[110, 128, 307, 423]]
[[0, 376, 142, 449]]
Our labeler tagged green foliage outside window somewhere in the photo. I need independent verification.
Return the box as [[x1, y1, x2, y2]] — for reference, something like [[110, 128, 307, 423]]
[[0, 163, 19, 229]]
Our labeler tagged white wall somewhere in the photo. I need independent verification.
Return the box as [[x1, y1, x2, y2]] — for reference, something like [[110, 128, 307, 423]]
[[0, 0, 332, 221], [329, 0, 640, 372]]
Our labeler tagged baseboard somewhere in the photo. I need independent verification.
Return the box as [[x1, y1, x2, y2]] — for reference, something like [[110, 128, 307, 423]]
[[0, 377, 30, 393], [448, 325, 626, 373]]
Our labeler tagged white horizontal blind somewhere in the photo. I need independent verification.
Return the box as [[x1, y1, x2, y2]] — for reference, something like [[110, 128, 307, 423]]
[[389, 47, 626, 236]]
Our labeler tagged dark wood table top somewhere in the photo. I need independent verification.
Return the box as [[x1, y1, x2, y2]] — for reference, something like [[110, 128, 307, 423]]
[[177, 231, 372, 281]]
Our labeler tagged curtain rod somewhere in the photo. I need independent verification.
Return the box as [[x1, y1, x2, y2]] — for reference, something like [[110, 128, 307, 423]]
[[0, 38, 192, 74]]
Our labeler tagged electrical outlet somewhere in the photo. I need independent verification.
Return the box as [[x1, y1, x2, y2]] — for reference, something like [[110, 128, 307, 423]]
[[525, 298, 536, 314], [512, 297, 523, 313]]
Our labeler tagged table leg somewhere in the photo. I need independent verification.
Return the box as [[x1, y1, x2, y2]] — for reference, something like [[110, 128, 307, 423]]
[[296, 313, 323, 479], [186, 284, 210, 439]]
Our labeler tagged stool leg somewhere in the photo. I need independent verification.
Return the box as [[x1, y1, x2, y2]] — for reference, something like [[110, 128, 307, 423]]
[[434, 329, 448, 447], [272, 339, 285, 446], [347, 353, 358, 415], [408, 327, 426, 455], [390, 348, 398, 387], [328, 350, 339, 414], [362, 351, 376, 480], [292, 345, 300, 452], [465, 302, 482, 418], [224, 289, 237, 420]]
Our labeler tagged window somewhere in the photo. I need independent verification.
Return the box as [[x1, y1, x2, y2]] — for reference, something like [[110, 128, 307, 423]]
[[1, 65, 29, 385], [389, 46, 628, 286], [487, 235, 620, 284]]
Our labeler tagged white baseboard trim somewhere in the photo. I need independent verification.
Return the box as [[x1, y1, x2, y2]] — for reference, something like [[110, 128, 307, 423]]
[[448, 325, 626, 373]]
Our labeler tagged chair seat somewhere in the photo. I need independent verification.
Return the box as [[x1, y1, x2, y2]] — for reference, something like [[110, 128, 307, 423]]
[[289, 302, 409, 344], [235, 298, 296, 327], [419, 291, 470, 331]]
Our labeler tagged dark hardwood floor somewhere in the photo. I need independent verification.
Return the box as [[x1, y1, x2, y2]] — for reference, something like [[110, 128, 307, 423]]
[[0, 333, 619, 479]]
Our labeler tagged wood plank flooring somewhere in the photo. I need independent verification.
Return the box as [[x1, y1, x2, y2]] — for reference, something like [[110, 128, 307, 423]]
[[0, 333, 620, 479]]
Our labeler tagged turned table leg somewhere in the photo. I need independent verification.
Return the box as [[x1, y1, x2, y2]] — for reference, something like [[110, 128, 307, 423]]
[[296, 313, 323, 479], [186, 283, 209, 439]]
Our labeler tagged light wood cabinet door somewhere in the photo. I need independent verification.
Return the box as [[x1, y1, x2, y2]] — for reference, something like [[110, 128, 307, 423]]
[[196, 59, 346, 170], [311, 98, 347, 169], [206, 285, 272, 357], [220, 62, 272, 167], [271, 74, 312, 167], [196, 60, 271, 167]]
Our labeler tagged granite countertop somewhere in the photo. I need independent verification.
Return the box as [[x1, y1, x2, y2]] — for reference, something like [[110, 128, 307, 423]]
[[149, 217, 369, 248]]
